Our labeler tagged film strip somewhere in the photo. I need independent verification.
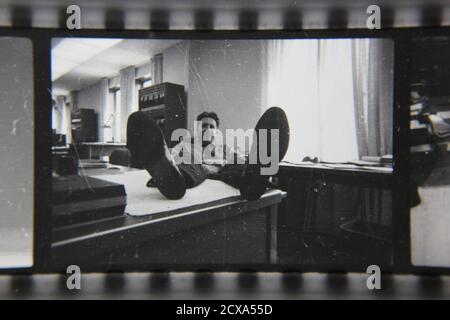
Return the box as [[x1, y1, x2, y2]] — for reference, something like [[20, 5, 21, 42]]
[[0, 1, 449, 30], [0, 0, 450, 299], [1, 272, 450, 299]]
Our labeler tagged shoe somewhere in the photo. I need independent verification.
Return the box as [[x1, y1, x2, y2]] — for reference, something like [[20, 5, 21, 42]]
[[253, 106, 290, 165], [238, 165, 269, 201], [239, 107, 290, 200], [127, 111, 186, 200]]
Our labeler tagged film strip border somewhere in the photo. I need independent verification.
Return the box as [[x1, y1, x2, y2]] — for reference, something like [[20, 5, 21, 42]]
[[1, 2, 450, 31], [1, 272, 450, 299], [0, 2, 449, 298]]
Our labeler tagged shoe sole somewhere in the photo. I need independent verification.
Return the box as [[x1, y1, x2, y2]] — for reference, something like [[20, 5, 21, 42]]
[[131, 112, 186, 200], [254, 106, 290, 162], [240, 107, 290, 200], [147, 156, 186, 200]]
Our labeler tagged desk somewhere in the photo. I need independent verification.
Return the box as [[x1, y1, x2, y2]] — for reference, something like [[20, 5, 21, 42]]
[[276, 163, 393, 265], [51, 167, 286, 270], [279, 162, 393, 188], [279, 162, 393, 231], [73, 142, 127, 159]]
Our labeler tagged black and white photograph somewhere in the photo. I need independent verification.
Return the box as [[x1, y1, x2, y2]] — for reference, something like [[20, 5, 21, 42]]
[[0, 37, 34, 269], [1, 0, 450, 302], [409, 36, 450, 268], [50, 37, 394, 270]]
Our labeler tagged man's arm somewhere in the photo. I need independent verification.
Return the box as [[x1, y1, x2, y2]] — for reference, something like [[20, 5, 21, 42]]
[[201, 164, 221, 175]]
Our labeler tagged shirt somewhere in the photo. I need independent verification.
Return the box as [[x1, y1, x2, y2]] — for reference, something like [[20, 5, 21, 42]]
[[170, 138, 247, 168]]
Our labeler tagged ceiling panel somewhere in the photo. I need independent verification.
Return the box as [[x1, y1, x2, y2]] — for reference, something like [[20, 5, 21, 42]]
[[52, 38, 182, 94]]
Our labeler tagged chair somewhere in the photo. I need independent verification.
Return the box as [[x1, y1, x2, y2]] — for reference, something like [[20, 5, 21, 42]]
[[109, 149, 131, 167]]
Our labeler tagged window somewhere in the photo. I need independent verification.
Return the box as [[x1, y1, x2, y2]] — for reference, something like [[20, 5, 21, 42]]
[[265, 39, 394, 163], [136, 78, 152, 89], [141, 79, 152, 88]]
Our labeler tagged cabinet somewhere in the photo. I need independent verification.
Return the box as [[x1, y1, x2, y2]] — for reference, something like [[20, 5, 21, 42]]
[[71, 108, 98, 143], [276, 164, 393, 266], [138, 82, 186, 147]]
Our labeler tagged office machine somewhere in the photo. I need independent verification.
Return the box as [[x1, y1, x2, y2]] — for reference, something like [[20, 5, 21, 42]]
[[138, 82, 186, 147], [71, 108, 98, 143]]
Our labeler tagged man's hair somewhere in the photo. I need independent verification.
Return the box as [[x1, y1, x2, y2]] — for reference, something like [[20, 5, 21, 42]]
[[196, 111, 219, 127]]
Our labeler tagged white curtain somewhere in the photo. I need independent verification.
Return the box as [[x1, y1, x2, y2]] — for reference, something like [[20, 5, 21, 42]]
[[119, 66, 137, 142], [151, 54, 163, 85], [53, 95, 71, 141], [368, 39, 394, 157], [265, 38, 393, 163], [51, 100, 60, 133]]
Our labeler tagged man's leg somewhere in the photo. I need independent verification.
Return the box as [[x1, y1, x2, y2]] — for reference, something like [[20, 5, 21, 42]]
[[127, 111, 186, 200], [178, 164, 208, 188], [147, 164, 207, 189], [242, 107, 289, 199], [251, 106, 290, 166], [213, 164, 271, 200], [211, 164, 245, 189], [215, 107, 290, 201]]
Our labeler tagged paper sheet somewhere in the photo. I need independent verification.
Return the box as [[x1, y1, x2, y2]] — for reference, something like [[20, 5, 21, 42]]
[[92, 170, 242, 216]]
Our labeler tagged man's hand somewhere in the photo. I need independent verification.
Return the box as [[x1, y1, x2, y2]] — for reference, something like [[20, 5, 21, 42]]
[[201, 164, 221, 175], [203, 159, 227, 166]]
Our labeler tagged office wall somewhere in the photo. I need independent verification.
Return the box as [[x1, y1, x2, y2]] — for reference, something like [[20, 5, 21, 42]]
[[162, 41, 190, 133], [74, 79, 110, 142], [162, 40, 265, 134], [0, 37, 33, 268], [76, 82, 102, 113], [188, 40, 265, 133], [162, 41, 190, 91]]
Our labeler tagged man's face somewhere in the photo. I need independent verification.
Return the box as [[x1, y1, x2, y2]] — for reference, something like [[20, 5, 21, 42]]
[[201, 117, 218, 147]]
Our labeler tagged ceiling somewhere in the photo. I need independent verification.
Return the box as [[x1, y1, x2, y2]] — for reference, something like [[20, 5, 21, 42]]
[[51, 38, 181, 95]]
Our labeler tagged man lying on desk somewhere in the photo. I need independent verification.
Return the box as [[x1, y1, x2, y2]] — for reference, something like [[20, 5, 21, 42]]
[[126, 107, 290, 200], [170, 111, 247, 175]]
